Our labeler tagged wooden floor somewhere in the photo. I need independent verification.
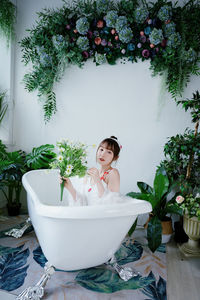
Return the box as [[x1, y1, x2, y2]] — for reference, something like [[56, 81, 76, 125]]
[[167, 239, 200, 300]]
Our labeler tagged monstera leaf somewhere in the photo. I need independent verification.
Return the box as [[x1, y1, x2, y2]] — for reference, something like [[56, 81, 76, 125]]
[[75, 268, 155, 293], [0, 245, 29, 291], [114, 240, 143, 265], [141, 271, 166, 300], [0, 245, 21, 256], [26, 144, 56, 169], [156, 244, 166, 253], [33, 246, 47, 268]]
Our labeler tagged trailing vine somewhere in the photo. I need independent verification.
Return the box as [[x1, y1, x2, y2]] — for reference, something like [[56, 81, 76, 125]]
[[20, 0, 200, 122], [0, 0, 16, 45]]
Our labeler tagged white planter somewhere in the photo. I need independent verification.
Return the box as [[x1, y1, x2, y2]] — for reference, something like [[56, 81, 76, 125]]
[[162, 234, 172, 244], [179, 215, 200, 256]]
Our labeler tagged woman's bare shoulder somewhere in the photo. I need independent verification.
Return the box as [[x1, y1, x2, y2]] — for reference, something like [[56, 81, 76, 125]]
[[110, 168, 120, 178]]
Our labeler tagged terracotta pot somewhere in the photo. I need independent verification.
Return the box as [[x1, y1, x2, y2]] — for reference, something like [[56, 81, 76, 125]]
[[161, 217, 173, 243], [161, 217, 173, 234]]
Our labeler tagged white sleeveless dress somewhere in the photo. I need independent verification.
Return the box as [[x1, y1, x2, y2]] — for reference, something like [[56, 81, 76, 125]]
[[65, 174, 129, 206]]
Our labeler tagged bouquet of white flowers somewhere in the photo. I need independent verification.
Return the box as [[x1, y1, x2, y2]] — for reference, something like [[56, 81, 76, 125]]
[[50, 139, 88, 201]]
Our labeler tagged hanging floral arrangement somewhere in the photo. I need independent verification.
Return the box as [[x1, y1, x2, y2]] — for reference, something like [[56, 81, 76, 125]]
[[20, 0, 200, 122], [0, 0, 16, 45]]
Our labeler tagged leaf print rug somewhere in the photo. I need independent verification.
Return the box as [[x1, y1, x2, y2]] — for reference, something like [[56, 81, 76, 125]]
[[0, 215, 167, 299]]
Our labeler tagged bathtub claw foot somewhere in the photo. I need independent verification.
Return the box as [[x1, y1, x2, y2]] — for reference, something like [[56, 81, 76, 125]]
[[113, 263, 140, 281], [16, 262, 55, 300], [5, 217, 32, 238]]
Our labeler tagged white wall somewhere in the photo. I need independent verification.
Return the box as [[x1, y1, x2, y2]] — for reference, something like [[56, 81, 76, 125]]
[[1, 0, 199, 209], [0, 36, 12, 142]]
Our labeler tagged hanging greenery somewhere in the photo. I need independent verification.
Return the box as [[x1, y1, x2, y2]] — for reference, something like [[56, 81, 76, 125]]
[[20, 0, 200, 122], [0, 0, 16, 45], [0, 91, 8, 125]]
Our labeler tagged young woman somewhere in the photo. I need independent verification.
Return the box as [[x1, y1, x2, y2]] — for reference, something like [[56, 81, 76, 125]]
[[62, 136, 124, 206]]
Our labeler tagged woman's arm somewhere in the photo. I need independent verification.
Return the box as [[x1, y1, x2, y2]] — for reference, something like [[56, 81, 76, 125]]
[[87, 168, 105, 198], [61, 177, 76, 200], [107, 169, 120, 192]]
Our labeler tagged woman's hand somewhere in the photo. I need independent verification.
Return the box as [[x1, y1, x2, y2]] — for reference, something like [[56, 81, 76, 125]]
[[87, 168, 100, 184], [60, 176, 76, 200], [60, 176, 73, 191]]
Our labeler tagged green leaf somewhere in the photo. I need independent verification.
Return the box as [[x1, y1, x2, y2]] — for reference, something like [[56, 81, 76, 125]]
[[127, 192, 157, 208], [128, 218, 138, 236], [137, 182, 153, 194], [165, 202, 183, 215], [115, 240, 143, 265], [154, 173, 169, 201], [26, 144, 55, 169], [147, 216, 162, 252], [75, 268, 154, 293]]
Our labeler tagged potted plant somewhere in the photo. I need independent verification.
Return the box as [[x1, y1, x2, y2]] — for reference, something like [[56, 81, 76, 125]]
[[0, 142, 26, 216], [127, 167, 182, 252], [176, 193, 200, 256], [0, 141, 56, 215], [160, 90, 200, 242], [161, 90, 200, 191]]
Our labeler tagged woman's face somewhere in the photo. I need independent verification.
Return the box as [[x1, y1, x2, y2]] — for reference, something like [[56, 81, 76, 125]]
[[96, 143, 114, 166]]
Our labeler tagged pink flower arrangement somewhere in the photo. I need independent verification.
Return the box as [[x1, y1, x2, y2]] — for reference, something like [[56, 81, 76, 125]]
[[97, 20, 104, 28], [94, 37, 101, 45], [176, 195, 185, 204]]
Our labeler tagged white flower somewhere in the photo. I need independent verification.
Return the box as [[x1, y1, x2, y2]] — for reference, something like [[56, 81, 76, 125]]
[[57, 155, 63, 162], [67, 164, 73, 170], [65, 168, 72, 176], [59, 147, 65, 152], [176, 195, 184, 204], [81, 157, 87, 165]]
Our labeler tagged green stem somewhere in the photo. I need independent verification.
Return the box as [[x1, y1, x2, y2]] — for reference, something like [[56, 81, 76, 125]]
[[15, 184, 21, 204], [8, 185, 14, 204], [60, 180, 65, 201]]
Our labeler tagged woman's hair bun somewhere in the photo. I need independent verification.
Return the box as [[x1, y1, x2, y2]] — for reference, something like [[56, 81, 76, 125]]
[[110, 136, 118, 140]]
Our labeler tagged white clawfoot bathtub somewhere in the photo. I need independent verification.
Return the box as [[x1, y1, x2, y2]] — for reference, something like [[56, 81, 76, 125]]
[[22, 169, 152, 271]]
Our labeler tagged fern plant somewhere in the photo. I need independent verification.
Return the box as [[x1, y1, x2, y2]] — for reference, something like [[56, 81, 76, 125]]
[[26, 144, 56, 169]]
